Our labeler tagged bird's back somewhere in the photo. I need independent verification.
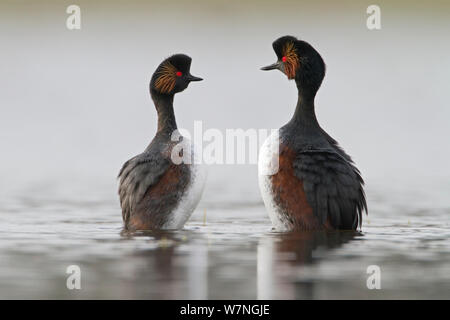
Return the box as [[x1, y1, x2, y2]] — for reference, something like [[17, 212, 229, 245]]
[[118, 136, 198, 230], [259, 126, 367, 231]]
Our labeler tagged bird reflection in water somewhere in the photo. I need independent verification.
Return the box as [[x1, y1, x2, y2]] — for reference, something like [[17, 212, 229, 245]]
[[257, 230, 359, 299], [119, 229, 360, 299], [120, 229, 208, 299]]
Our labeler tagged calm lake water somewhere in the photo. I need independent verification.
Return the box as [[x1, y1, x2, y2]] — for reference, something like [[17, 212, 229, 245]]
[[0, 176, 448, 299]]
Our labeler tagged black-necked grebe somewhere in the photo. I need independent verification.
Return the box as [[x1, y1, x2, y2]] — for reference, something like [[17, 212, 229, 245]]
[[259, 36, 367, 231], [119, 54, 206, 231]]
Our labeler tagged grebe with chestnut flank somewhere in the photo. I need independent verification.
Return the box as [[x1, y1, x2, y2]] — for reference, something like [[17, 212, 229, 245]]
[[259, 36, 367, 231], [118, 54, 206, 231]]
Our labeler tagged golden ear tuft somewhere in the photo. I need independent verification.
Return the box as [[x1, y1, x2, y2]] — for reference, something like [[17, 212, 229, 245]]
[[282, 42, 299, 79], [155, 61, 177, 93]]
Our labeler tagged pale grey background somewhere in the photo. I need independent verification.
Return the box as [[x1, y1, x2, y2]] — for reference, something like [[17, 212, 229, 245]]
[[1, 0, 449, 198]]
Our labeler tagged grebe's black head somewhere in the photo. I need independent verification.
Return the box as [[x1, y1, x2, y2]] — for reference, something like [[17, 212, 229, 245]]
[[261, 36, 326, 95], [150, 54, 202, 96]]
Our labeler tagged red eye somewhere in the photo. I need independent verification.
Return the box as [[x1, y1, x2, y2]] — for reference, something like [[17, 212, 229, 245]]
[[176, 71, 182, 77], [282, 56, 287, 62]]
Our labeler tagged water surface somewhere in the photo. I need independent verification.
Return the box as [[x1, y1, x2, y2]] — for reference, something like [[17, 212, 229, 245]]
[[0, 178, 448, 299]]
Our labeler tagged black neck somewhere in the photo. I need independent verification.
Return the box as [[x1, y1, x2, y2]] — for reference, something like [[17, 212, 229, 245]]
[[289, 85, 319, 128], [151, 91, 177, 134]]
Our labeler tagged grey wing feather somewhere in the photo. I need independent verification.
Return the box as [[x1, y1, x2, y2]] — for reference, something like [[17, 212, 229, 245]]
[[293, 148, 367, 229], [118, 153, 170, 225]]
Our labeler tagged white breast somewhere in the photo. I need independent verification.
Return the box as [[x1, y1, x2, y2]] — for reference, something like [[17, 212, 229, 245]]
[[162, 141, 207, 230], [258, 129, 291, 232]]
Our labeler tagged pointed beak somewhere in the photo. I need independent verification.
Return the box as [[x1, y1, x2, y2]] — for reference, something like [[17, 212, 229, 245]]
[[187, 74, 203, 82], [260, 61, 281, 71]]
